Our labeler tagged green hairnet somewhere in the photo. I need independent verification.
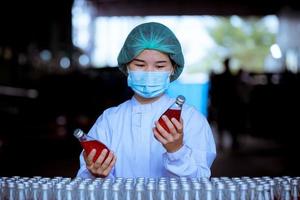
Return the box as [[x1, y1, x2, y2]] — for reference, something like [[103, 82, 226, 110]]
[[117, 22, 184, 81]]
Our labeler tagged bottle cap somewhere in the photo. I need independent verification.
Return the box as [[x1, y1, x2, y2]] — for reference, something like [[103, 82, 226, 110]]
[[73, 129, 84, 139], [176, 95, 185, 105]]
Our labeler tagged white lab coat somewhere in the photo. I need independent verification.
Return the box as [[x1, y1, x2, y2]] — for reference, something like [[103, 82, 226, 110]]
[[77, 94, 216, 178]]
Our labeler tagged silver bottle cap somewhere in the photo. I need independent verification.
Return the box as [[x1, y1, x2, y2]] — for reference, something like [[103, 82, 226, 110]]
[[73, 129, 84, 139], [176, 95, 186, 105]]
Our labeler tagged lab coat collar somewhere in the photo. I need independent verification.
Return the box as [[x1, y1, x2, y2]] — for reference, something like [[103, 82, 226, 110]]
[[131, 94, 170, 113]]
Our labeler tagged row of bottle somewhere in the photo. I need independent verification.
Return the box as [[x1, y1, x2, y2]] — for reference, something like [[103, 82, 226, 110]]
[[0, 176, 299, 200]]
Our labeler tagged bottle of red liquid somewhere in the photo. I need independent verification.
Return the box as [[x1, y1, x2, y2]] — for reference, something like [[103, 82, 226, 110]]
[[158, 95, 185, 133], [73, 129, 110, 163]]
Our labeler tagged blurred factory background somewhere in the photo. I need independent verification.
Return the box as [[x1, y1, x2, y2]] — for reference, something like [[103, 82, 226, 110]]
[[0, 0, 300, 177]]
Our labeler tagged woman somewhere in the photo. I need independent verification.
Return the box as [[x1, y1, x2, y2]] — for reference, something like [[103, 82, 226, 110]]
[[77, 22, 216, 178]]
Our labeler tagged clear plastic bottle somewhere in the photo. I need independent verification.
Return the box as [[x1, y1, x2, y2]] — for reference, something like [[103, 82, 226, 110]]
[[146, 182, 157, 200], [280, 184, 291, 200], [215, 182, 226, 200], [30, 182, 40, 200], [135, 183, 146, 200], [170, 182, 180, 200], [54, 183, 65, 200], [40, 183, 51, 200], [228, 184, 238, 200], [263, 183, 272, 200], [255, 185, 265, 200], [16, 183, 26, 200], [99, 182, 111, 200], [158, 95, 185, 133], [0, 180, 6, 200], [87, 184, 99, 200], [239, 183, 249, 200], [111, 183, 122, 200], [73, 129, 110, 163], [7, 181, 16, 200], [274, 177, 283, 200], [23, 181, 30, 199], [248, 181, 257, 200], [157, 183, 168, 200], [203, 183, 214, 200], [291, 178, 299, 200], [124, 181, 134, 200], [268, 179, 276, 200], [182, 183, 192, 200]]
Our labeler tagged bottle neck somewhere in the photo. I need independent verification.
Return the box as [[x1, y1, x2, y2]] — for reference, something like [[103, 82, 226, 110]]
[[169, 102, 183, 110], [77, 134, 89, 142]]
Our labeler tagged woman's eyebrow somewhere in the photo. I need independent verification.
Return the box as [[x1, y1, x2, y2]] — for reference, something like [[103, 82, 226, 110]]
[[156, 60, 167, 64], [132, 58, 145, 62]]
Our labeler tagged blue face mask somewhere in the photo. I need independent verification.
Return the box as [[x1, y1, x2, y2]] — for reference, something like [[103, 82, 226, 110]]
[[127, 71, 171, 98]]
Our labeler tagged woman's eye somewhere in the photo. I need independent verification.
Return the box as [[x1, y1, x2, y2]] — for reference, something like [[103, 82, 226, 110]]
[[157, 66, 165, 68], [135, 64, 144, 67]]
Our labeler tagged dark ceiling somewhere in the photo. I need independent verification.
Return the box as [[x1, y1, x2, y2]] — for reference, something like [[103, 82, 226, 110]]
[[0, 0, 73, 48], [87, 0, 300, 16], [0, 0, 299, 49]]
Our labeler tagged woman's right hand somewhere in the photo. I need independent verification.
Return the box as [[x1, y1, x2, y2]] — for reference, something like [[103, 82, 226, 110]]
[[83, 149, 116, 178]]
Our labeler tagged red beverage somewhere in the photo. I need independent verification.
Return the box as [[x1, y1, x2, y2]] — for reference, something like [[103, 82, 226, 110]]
[[158, 109, 181, 133], [74, 129, 110, 163], [158, 95, 185, 133], [80, 140, 110, 163]]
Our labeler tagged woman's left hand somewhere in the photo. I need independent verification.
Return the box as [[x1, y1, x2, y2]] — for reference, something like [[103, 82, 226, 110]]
[[153, 115, 184, 153]]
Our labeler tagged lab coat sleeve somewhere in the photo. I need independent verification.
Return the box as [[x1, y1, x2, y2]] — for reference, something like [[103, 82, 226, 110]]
[[76, 109, 115, 179], [162, 107, 216, 177]]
